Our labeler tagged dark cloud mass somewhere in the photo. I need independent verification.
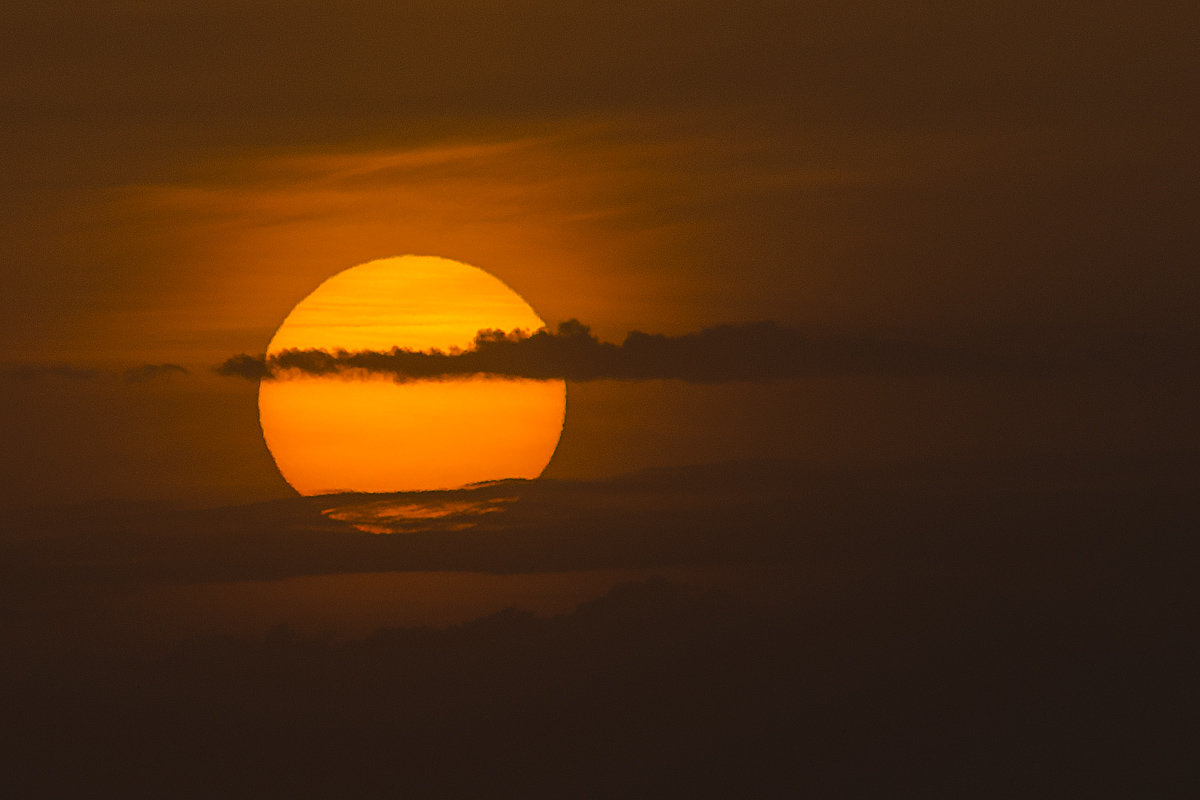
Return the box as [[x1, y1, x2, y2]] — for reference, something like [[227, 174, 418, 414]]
[[1, 457, 1194, 796], [217, 319, 995, 383], [218, 318, 1197, 384], [214, 353, 272, 380]]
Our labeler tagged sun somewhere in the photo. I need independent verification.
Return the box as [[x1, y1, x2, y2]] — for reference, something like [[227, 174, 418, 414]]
[[258, 256, 566, 495]]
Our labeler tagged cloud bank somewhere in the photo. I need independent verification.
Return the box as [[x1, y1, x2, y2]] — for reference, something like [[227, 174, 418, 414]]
[[216, 320, 984, 383]]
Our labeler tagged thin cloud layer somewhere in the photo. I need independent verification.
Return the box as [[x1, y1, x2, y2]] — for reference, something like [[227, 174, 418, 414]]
[[2, 363, 190, 383], [123, 363, 190, 383], [216, 320, 983, 383], [1, 364, 100, 381]]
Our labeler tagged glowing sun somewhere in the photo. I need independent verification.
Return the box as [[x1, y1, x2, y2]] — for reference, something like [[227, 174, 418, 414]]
[[258, 256, 566, 495]]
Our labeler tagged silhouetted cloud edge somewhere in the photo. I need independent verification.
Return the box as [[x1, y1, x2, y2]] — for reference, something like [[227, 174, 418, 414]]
[[215, 320, 987, 383]]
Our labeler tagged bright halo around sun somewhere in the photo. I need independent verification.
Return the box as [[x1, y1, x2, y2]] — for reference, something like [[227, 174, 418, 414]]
[[258, 256, 566, 495]]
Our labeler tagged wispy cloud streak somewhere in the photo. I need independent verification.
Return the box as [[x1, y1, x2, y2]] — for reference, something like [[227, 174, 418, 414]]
[[1, 364, 101, 381], [123, 363, 189, 383], [2, 363, 191, 383]]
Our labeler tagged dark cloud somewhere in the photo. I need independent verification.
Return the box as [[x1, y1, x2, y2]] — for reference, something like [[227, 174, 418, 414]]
[[215, 320, 993, 383], [122, 363, 189, 383], [5, 452, 1194, 581], [214, 353, 272, 380], [6, 565, 1193, 797], [1, 456, 1192, 795]]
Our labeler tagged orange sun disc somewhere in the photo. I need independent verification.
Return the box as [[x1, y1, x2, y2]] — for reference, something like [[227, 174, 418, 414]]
[[257, 255, 566, 495]]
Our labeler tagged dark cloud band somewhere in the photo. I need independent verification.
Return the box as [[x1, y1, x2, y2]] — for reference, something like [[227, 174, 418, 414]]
[[216, 320, 984, 383]]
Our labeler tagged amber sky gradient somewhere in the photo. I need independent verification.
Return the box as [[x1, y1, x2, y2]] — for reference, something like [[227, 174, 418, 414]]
[[1, 1, 1196, 511]]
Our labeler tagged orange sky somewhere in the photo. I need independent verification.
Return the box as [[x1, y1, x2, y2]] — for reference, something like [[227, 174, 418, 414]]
[[0, 1, 1196, 510]]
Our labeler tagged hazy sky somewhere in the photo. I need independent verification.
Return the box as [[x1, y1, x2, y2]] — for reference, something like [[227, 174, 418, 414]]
[[1, 9, 1196, 793], [2, 1, 1197, 509]]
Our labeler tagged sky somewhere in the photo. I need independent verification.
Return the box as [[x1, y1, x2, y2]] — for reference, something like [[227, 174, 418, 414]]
[[3, 1, 1198, 509], [1, 2, 1197, 795]]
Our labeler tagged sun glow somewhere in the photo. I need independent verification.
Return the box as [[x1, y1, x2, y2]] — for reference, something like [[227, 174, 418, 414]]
[[258, 256, 566, 495]]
